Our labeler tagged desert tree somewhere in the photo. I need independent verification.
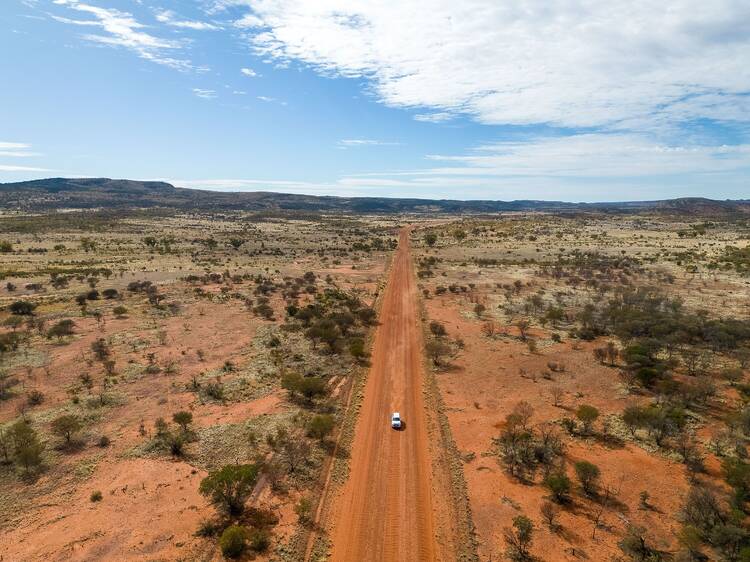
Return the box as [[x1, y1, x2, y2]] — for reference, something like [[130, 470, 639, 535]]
[[281, 436, 311, 474], [515, 319, 531, 341], [619, 525, 658, 561], [576, 404, 599, 435], [540, 501, 559, 531], [574, 460, 600, 496], [307, 414, 334, 440], [199, 464, 259, 516], [503, 515, 534, 561], [425, 340, 451, 367], [10, 420, 44, 473], [173, 411, 193, 432], [51, 414, 82, 447], [544, 471, 571, 503]]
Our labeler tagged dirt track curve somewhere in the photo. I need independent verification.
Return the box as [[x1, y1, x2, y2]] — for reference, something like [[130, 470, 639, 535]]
[[329, 228, 451, 562]]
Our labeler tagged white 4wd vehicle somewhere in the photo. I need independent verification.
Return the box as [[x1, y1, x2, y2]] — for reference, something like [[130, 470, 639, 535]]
[[391, 412, 402, 429]]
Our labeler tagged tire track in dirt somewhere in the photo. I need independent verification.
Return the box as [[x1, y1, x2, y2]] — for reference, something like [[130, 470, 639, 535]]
[[328, 228, 451, 562]]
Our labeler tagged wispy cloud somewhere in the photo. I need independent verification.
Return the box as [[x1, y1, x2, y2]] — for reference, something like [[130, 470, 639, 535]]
[[193, 88, 217, 99], [0, 142, 41, 158], [0, 164, 52, 173], [240, 67, 257, 77], [0, 142, 48, 173], [155, 9, 220, 31], [413, 112, 453, 124], [256, 95, 287, 105], [168, 132, 750, 200], [50, 0, 198, 71], [338, 139, 401, 149], [421, 134, 750, 178]]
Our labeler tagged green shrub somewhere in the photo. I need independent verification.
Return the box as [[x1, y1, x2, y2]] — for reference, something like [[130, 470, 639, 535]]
[[249, 528, 270, 552], [544, 472, 571, 503], [219, 525, 247, 559], [574, 460, 600, 495], [9, 300, 36, 315], [90, 490, 103, 502], [575, 404, 599, 434], [199, 464, 259, 516], [307, 414, 334, 440], [51, 414, 82, 446]]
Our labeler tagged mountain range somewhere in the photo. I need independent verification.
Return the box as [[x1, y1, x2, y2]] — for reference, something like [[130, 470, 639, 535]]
[[1, 177, 748, 215]]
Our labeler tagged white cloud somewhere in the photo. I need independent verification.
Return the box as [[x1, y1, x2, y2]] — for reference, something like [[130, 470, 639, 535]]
[[421, 134, 750, 178], [0, 151, 39, 157], [0, 142, 41, 157], [0, 142, 46, 172], [338, 139, 400, 149], [155, 9, 220, 31], [413, 112, 453, 124], [168, 132, 750, 200], [233, 13, 264, 28], [223, 1, 750, 130], [193, 88, 217, 99], [0, 165, 51, 172], [50, 0, 197, 71], [240, 67, 257, 77]]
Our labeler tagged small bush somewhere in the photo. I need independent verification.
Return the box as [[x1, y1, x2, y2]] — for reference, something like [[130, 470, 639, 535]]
[[544, 472, 571, 503], [249, 528, 270, 552], [429, 321, 447, 337], [574, 460, 600, 495], [576, 404, 599, 434], [47, 319, 76, 339], [90, 490, 103, 502], [204, 381, 225, 401], [195, 519, 220, 537], [27, 390, 44, 406], [219, 525, 247, 559], [9, 300, 36, 315], [307, 414, 334, 440]]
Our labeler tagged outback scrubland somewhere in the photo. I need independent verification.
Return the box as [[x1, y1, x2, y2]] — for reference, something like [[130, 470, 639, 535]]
[[0, 209, 397, 561], [415, 214, 750, 562], [2, 205, 750, 562]]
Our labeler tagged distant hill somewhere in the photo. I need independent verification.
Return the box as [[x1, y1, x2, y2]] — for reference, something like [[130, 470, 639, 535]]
[[0, 177, 748, 215]]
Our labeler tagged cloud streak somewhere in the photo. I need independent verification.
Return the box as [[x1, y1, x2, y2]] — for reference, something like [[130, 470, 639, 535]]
[[155, 9, 220, 31], [0, 142, 48, 173], [338, 139, 400, 149], [51, 0, 198, 71], [192, 88, 217, 99]]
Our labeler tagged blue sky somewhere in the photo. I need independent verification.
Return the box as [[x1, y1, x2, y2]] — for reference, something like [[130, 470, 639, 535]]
[[1, 0, 749, 201]]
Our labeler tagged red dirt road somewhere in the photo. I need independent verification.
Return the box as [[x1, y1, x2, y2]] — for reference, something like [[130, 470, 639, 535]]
[[329, 229, 448, 562]]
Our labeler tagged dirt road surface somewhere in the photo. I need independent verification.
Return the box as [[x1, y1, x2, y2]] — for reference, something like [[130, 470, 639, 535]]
[[329, 228, 452, 562]]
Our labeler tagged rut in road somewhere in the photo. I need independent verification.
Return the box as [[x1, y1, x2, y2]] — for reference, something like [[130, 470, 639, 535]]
[[329, 228, 453, 562]]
